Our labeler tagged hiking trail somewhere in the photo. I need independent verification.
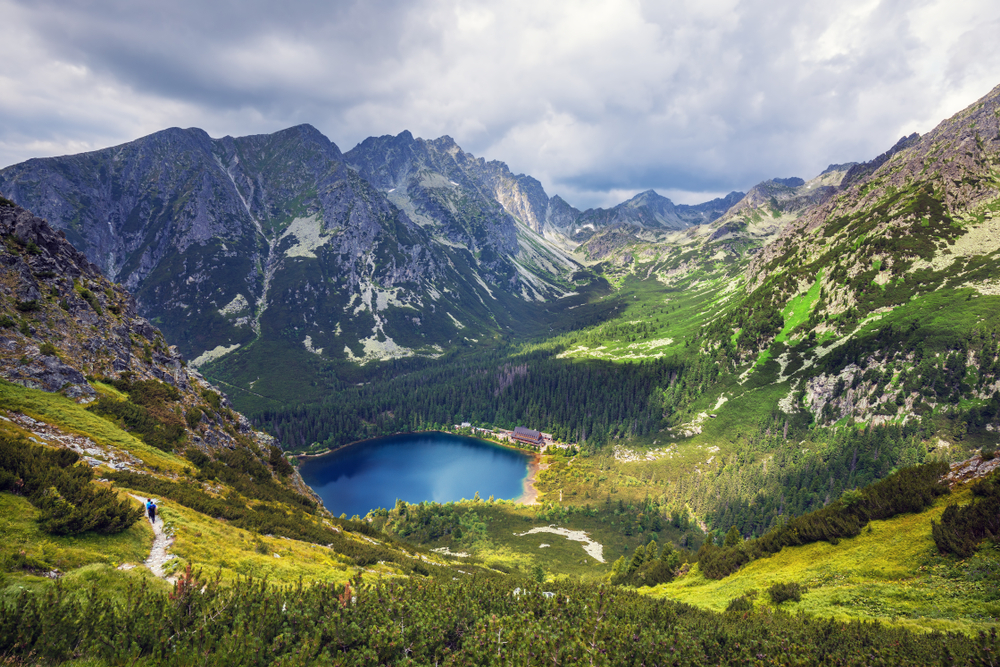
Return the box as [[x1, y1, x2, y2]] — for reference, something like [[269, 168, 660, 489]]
[[122, 495, 177, 582]]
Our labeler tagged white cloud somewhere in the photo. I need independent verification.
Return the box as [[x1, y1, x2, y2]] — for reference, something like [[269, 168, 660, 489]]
[[0, 0, 998, 209]]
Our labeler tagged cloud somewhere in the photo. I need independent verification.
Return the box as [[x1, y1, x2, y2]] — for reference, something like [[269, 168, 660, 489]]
[[0, 0, 998, 208]]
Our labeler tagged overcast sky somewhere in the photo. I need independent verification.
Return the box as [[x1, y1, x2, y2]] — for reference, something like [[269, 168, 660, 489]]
[[1, 0, 998, 208]]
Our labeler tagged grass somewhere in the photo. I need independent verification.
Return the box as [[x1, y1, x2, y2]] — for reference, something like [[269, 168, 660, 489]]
[[0, 380, 187, 473], [534, 273, 727, 363], [122, 493, 447, 585], [774, 270, 823, 343], [0, 492, 152, 585], [646, 490, 999, 635]]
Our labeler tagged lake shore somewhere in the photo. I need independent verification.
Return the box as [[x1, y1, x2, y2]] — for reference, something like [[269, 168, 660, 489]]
[[518, 452, 544, 505], [293, 429, 540, 461], [292, 430, 447, 461], [292, 430, 548, 505]]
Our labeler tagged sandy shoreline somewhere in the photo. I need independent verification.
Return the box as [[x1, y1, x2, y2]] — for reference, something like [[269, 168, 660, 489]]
[[518, 453, 544, 505]]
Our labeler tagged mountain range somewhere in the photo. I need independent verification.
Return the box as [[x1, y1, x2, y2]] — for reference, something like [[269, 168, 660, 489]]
[[0, 83, 999, 441], [0, 123, 752, 381]]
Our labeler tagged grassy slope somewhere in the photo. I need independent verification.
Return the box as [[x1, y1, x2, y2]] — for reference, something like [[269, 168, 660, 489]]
[[536, 272, 729, 362], [647, 489, 999, 635], [136, 497, 375, 584], [0, 381, 474, 592], [0, 380, 186, 473], [0, 493, 152, 580]]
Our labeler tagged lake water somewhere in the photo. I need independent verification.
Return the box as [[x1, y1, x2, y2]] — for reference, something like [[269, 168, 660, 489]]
[[298, 432, 532, 517]]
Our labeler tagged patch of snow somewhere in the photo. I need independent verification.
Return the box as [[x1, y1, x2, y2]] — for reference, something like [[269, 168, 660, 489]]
[[515, 526, 604, 562], [190, 343, 240, 368]]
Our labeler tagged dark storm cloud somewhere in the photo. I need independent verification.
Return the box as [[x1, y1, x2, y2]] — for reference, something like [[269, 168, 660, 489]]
[[1, 0, 998, 208]]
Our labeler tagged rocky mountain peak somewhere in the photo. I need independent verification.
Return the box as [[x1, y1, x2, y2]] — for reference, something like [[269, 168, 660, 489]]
[[840, 133, 921, 190], [770, 177, 805, 188]]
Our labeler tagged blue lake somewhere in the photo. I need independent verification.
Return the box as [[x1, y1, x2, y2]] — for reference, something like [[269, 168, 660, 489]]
[[298, 432, 532, 518]]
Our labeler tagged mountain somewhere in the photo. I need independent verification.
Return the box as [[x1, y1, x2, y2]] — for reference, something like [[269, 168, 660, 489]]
[[568, 189, 745, 242], [0, 127, 606, 409], [342, 131, 583, 295]]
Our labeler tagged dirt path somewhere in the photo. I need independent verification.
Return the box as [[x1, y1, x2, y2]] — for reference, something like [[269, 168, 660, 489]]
[[128, 495, 177, 581]]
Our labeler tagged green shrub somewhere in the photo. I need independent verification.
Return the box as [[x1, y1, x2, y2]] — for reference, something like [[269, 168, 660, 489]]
[[0, 575, 992, 665], [39, 342, 58, 357], [932, 472, 1000, 557], [0, 315, 15, 328], [269, 445, 293, 476], [87, 396, 185, 452], [0, 434, 142, 536], [185, 407, 203, 429], [201, 388, 222, 411], [15, 300, 40, 312], [726, 592, 755, 613], [768, 581, 805, 605]]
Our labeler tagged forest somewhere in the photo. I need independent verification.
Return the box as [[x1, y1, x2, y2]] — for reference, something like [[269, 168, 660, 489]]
[[251, 347, 728, 452]]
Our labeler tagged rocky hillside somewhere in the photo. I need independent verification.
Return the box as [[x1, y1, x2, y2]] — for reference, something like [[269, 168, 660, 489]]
[[704, 83, 1000, 430], [0, 196, 294, 467]]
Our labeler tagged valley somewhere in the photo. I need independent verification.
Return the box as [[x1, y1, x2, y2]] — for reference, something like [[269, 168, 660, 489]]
[[0, 82, 999, 664]]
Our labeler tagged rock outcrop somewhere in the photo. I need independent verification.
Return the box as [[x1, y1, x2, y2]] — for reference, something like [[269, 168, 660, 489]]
[[0, 198, 270, 454]]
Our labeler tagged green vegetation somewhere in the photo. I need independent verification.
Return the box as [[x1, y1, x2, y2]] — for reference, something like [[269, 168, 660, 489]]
[[0, 434, 142, 536], [768, 581, 806, 604], [774, 270, 823, 343], [0, 381, 186, 472], [652, 488, 1000, 635], [697, 462, 949, 579], [250, 349, 711, 451], [87, 377, 186, 452], [3, 573, 996, 665], [933, 470, 1000, 557], [0, 494, 151, 577], [368, 495, 702, 580]]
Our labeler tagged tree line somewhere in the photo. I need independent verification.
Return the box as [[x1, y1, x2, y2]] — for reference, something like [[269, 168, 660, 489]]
[[252, 349, 728, 452]]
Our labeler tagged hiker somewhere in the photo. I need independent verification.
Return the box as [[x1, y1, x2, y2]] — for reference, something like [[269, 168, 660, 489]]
[[146, 498, 157, 523]]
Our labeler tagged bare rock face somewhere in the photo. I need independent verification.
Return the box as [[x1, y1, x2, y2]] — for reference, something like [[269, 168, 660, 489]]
[[942, 454, 1000, 488], [6, 355, 93, 397]]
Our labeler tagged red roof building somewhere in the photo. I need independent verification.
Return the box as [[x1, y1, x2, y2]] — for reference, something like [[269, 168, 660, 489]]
[[512, 426, 543, 447]]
